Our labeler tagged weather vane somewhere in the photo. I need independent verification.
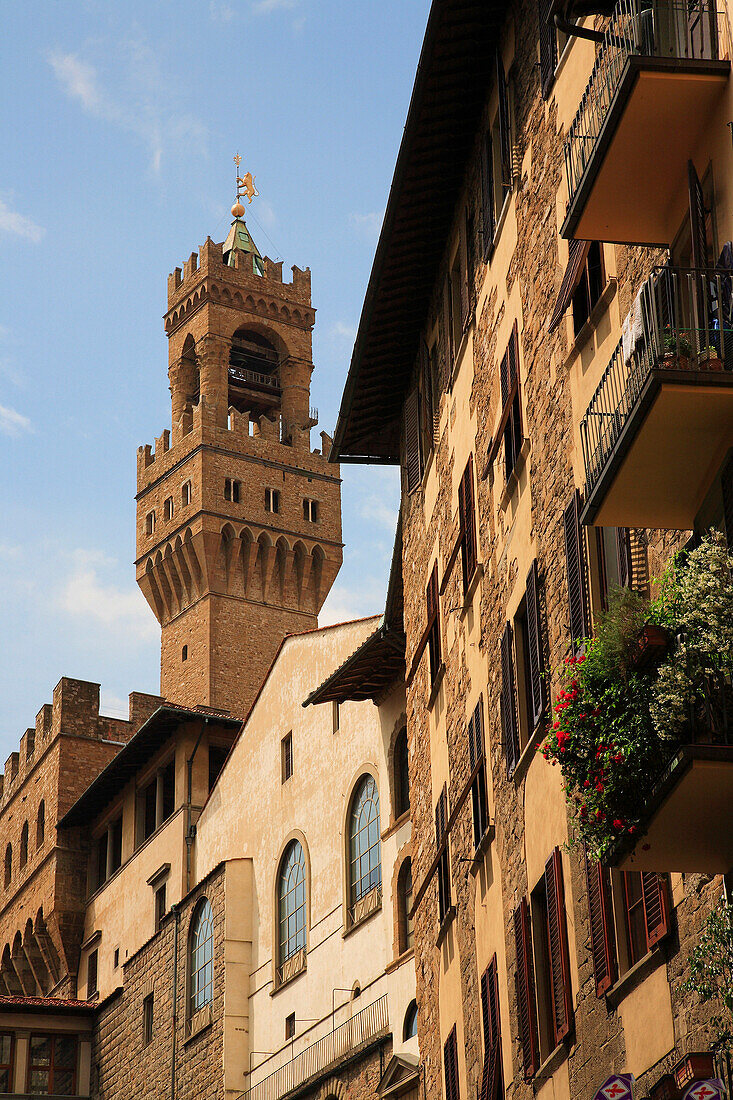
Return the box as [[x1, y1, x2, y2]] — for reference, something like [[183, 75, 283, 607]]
[[231, 153, 259, 218]]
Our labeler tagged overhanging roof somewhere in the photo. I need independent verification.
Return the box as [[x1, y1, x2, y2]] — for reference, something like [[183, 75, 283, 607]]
[[58, 704, 242, 829], [330, 0, 503, 463]]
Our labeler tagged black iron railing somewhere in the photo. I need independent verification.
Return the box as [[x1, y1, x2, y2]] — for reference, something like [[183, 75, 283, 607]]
[[564, 0, 731, 205], [580, 265, 733, 494]]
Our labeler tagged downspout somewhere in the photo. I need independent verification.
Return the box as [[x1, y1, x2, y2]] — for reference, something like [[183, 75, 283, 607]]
[[171, 902, 179, 1100], [185, 720, 207, 893], [553, 11, 606, 41]]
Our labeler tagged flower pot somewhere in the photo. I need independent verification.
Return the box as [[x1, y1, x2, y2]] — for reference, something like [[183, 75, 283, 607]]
[[662, 352, 691, 370], [699, 355, 724, 372], [673, 1053, 715, 1090], [630, 623, 670, 671]]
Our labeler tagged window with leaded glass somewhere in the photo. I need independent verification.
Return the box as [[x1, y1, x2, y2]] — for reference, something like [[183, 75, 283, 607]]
[[278, 841, 306, 965], [348, 775, 382, 908], [189, 898, 214, 1016], [28, 1034, 77, 1096]]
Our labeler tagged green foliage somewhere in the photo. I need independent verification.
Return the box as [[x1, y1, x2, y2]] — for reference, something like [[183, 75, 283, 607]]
[[684, 898, 733, 1047]]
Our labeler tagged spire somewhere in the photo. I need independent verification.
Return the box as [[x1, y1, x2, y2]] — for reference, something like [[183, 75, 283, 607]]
[[224, 154, 264, 275]]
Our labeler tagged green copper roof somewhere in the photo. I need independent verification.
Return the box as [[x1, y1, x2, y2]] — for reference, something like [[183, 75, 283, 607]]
[[223, 218, 264, 275]]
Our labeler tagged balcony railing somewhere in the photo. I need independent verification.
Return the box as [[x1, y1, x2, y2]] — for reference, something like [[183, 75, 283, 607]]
[[564, 0, 731, 206], [242, 995, 388, 1100], [228, 365, 280, 391], [580, 264, 733, 495]]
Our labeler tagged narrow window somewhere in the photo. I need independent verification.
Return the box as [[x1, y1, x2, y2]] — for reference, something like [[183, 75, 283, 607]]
[[278, 841, 307, 967], [281, 732, 293, 783], [443, 1026, 460, 1100], [435, 786, 451, 924], [181, 481, 192, 507], [348, 775, 382, 917], [224, 478, 241, 504], [285, 1013, 296, 1040], [479, 956, 504, 1100], [113, 947, 119, 969], [468, 700, 490, 849], [145, 511, 155, 536], [482, 130, 496, 258], [36, 801, 45, 849], [189, 898, 214, 1016], [87, 948, 98, 998], [95, 832, 108, 891], [404, 388, 423, 493], [155, 883, 167, 932], [161, 760, 175, 823], [394, 726, 410, 817], [458, 456, 477, 595], [419, 339, 437, 462], [500, 623, 520, 776], [20, 822, 28, 869], [28, 1036, 77, 1096], [450, 251, 463, 354], [538, 849, 573, 1049], [513, 899, 539, 1079], [0, 1034, 13, 1094], [500, 325, 522, 481], [182, 645, 188, 662], [265, 487, 280, 513], [5, 843, 13, 888], [563, 490, 590, 652], [571, 242, 605, 335], [426, 563, 441, 685], [303, 498, 319, 523], [398, 858, 414, 954], [143, 992, 154, 1045], [163, 496, 174, 522], [109, 817, 123, 875], [513, 561, 547, 752], [331, 700, 340, 734], [403, 1001, 418, 1041]]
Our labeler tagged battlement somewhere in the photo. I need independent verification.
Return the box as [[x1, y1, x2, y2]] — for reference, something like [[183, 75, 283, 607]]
[[166, 236, 312, 315], [0, 680, 162, 809]]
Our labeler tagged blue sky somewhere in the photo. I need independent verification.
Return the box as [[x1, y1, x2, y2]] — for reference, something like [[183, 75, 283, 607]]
[[0, 0, 427, 754]]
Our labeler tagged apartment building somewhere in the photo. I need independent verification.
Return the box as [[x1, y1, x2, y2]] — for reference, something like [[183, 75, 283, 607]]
[[332, 0, 733, 1097]]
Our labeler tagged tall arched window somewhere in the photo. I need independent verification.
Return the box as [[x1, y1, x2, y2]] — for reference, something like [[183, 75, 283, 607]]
[[398, 858, 414, 954], [394, 727, 410, 817], [20, 823, 28, 869], [278, 841, 306, 966], [348, 775, 382, 909], [37, 801, 45, 849], [403, 1000, 418, 1040], [189, 898, 214, 1016], [4, 845, 11, 889]]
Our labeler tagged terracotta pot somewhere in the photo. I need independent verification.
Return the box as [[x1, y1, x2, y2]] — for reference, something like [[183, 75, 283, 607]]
[[699, 354, 724, 372], [630, 623, 670, 671]]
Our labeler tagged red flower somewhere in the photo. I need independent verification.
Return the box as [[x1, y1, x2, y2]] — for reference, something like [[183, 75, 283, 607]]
[[614, 753, 624, 763], [595, 809, 605, 821], [595, 780, 604, 793], [583, 779, 589, 788], [613, 819, 623, 830], [580, 804, 587, 817]]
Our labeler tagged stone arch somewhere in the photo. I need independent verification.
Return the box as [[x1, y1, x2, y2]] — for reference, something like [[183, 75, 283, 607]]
[[163, 542, 183, 613], [233, 292, 243, 308], [222, 287, 232, 303], [245, 295, 256, 310], [316, 1079, 346, 1100], [310, 545, 325, 611], [268, 301, 278, 317], [273, 829, 311, 976], [280, 305, 291, 322], [256, 532, 274, 600], [275, 535, 290, 599], [386, 712, 410, 826], [292, 309, 302, 324]]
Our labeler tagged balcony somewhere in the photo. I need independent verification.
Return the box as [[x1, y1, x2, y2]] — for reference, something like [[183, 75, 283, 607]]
[[562, 0, 730, 245], [228, 365, 281, 414], [580, 265, 733, 529]]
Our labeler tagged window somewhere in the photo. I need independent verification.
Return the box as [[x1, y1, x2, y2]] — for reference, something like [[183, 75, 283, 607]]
[[348, 775, 382, 911], [419, 340, 438, 464], [155, 884, 167, 932], [138, 760, 175, 846], [113, 947, 119, 968], [513, 900, 539, 1079], [435, 786, 451, 924], [265, 487, 280, 513], [563, 491, 590, 653], [490, 324, 522, 482], [0, 1034, 13, 1094], [458, 456, 477, 595], [163, 496, 174, 522], [398, 858, 414, 954], [20, 822, 28, 869], [480, 956, 504, 1100], [4, 845, 10, 889], [426, 563, 442, 686], [189, 898, 214, 1016], [332, 700, 340, 734], [302, 498, 319, 523], [281, 732, 293, 783], [224, 478, 241, 504], [468, 700, 490, 850], [181, 481, 192, 507], [143, 992, 154, 1046], [110, 817, 122, 876], [394, 726, 410, 817], [482, 51, 513, 256], [182, 645, 188, 662], [145, 511, 155, 536], [449, 250, 464, 356], [285, 1013, 296, 1040], [529, 849, 573, 1060], [94, 833, 107, 892], [278, 841, 306, 966], [28, 1035, 77, 1096], [500, 561, 546, 774], [621, 871, 670, 967], [539, 0, 560, 99], [36, 801, 45, 850], [594, 526, 650, 611], [403, 1001, 418, 1041], [443, 1026, 459, 1100], [571, 242, 605, 335], [208, 745, 228, 792], [87, 948, 98, 997]]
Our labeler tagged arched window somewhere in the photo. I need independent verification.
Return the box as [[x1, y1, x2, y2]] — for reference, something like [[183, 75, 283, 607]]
[[403, 1000, 418, 1040], [278, 841, 307, 966], [348, 775, 382, 908], [189, 898, 214, 1016], [398, 858, 414, 954], [20, 823, 28, 869], [4, 845, 11, 889], [394, 727, 410, 817], [37, 801, 45, 849]]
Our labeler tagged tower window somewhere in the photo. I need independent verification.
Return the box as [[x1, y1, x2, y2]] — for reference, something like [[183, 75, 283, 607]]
[[281, 732, 293, 783], [285, 1013, 296, 1040], [224, 478, 241, 504], [143, 992, 154, 1046], [87, 948, 98, 998], [164, 497, 174, 522], [145, 511, 156, 536], [182, 646, 188, 662], [181, 481, 192, 507], [303, 499, 319, 523], [265, 488, 280, 514]]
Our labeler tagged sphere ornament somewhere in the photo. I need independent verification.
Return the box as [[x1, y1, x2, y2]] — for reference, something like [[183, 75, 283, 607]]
[[231, 201, 246, 218]]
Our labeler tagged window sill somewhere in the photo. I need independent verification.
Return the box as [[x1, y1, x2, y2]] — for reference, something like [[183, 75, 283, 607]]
[[448, 313, 475, 391], [427, 663, 446, 711], [382, 809, 410, 842], [385, 947, 415, 975], [343, 886, 383, 938], [511, 721, 546, 785], [605, 945, 666, 1009], [459, 563, 484, 620], [185, 1003, 213, 1044], [564, 278, 618, 370], [436, 905, 457, 948], [271, 948, 307, 995], [469, 824, 495, 876], [532, 1038, 569, 1086], [498, 437, 531, 513]]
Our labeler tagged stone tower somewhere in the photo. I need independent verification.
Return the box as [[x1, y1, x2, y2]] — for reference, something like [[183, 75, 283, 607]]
[[136, 203, 342, 717]]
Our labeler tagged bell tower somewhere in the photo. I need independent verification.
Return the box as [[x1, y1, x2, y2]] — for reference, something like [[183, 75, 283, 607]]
[[135, 174, 342, 717]]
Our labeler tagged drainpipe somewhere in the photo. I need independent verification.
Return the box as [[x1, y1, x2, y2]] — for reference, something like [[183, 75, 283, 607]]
[[171, 902, 179, 1100], [185, 721, 207, 892], [553, 11, 606, 42]]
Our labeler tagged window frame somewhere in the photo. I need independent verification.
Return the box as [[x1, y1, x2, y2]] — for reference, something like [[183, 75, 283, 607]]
[[20, 822, 28, 870], [393, 726, 410, 818], [188, 897, 214, 1018], [347, 775, 382, 915], [37, 801, 45, 850], [87, 947, 98, 998], [435, 786, 452, 925], [163, 496, 174, 522], [155, 882, 167, 932], [458, 456, 478, 595], [0, 1032, 13, 1095], [426, 563, 442, 686], [571, 241, 606, 336], [468, 700, 490, 850], [181, 480, 192, 508], [224, 478, 241, 504], [27, 1034, 77, 1098], [281, 732, 293, 784], [302, 498, 319, 523], [143, 992, 154, 1046], [443, 1025, 460, 1100], [265, 487, 280, 514], [479, 955, 504, 1100], [397, 857, 414, 955], [277, 840, 307, 967]]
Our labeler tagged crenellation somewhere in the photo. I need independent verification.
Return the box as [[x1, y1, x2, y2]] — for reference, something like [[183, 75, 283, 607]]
[[4, 753, 18, 790], [35, 703, 52, 744], [264, 256, 283, 282], [155, 429, 170, 458], [20, 728, 34, 764]]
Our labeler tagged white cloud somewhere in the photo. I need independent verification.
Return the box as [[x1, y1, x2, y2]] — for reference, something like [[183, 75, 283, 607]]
[[330, 321, 357, 343], [252, 0, 299, 12], [210, 0, 237, 20], [58, 551, 157, 639], [100, 691, 129, 719], [318, 581, 384, 628], [359, 493, 398, 532], [350, 210, 384, 239], [0, 200, 44, 244], [0, 403, 31, 437]]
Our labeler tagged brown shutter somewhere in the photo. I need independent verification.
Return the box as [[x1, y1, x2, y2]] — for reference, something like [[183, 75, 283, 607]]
[[404, 389, 422, 493], [549, 240, 592, 333], [468, 702, 480, 769], [479, 956, 503, 1100], [444, 1026, 460, 1100], [460, 456, 477, 592], [419, 339, 434, 458], [538, 0, 558, 100], [525, 560, 546, 730], [513, 899, 539, 1079], [482, 131, 495, 260], [688, 159, 709, 270], [585, 853, 617, 996], [444, 277, 454, 374], [642, 872, 670, 949], [427, 563, 441, 678], [721, 452, 733, 548], [499, 345, 510, 409], [460, 220, 470, 326], [564, 490, 590, 651], [616, 526, 632, 589], [545, 848, 573, 1044], [496, 50, 512, 191], [500, 623, 520, 774]]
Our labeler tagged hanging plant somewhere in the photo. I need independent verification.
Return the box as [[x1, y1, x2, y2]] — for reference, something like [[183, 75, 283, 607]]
[[684, 898, 733, 1050]]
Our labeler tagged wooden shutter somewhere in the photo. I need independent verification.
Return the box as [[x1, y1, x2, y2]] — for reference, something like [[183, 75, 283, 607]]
[[427, 563, 441, 679], [564, 490, 589, 651], [500, 623, 520, 774], [538, 0, 558, 100], [459, 456, 477, 593], [444, 1026, 460, 1100], [468, 698, 484, 769], [496, 50, 512, 191], [444, 277, 454, 374], [616, 527, 632, 589], [642, 872, 670, 949], [419, 339, 434, 458], [549, 239, 592, 333], [721, 452, 733, 548], [585, 853, 617, 996], [436, 786, 451, 920], [460, 221, 470, 326], [499, 345, 510, 409], [479, 956, 503, 1100], [513, 899, 539, 1079], [525, 560, 546, 730], [544, 848, 574, 1044], [688, 159, 709, 270], [404, 389, 422, 493], [507, 323, 519, 390], [481, 131, 495, 260]]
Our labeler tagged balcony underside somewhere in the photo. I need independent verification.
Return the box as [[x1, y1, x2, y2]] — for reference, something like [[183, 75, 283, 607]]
[[582, 370, 733, 528], [562, 58, 729, 245], [612, 746, 733, 873]]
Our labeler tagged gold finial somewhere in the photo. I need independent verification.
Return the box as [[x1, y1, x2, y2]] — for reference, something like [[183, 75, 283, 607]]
[[232, 153, 258, 218]]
